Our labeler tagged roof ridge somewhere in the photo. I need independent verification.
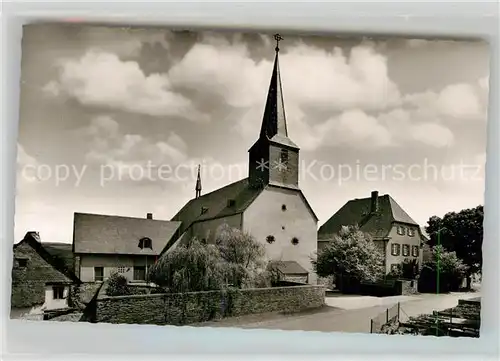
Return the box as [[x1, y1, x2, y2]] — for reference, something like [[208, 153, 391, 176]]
[[23, 234, 81, 284], [75, 212, 180, 223]]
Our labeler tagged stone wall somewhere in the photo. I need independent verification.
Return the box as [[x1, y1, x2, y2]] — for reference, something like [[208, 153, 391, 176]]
[[95, 285, 325, 325]]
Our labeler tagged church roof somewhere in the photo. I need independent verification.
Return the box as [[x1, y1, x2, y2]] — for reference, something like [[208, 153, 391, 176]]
[[73, 212, 181, 255], [171, 178, 262, 235], [171, 177, 319, 239], [257, 39, 298, 150], [318, 193, 419, 240]]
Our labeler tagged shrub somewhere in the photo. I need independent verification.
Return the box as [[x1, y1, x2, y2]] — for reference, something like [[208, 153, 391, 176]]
[[312, 225, 385, 283], [106, 272, 131, 296]]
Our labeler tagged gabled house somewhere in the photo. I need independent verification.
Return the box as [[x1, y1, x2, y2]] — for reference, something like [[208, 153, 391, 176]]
[[72, 212, 181, 283], [318, 191, 425, 275], [11, 232, 81, 319], [164, 37, 319, 285]]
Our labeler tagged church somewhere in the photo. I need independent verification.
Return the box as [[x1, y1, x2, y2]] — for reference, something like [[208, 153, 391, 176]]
[[165, 35, 319, 284]]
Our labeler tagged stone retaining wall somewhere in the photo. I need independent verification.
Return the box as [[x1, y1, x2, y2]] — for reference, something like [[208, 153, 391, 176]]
[[95, 285, 325, 325]]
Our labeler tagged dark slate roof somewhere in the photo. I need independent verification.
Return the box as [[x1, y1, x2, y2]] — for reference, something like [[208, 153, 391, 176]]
[[269, 260, 308, 275], [14, 232, 81, 284], [171, 178, 262, 235], [318, 194, 419, 240], [73, 213, 181, 255], [171, 177, 319, 238]]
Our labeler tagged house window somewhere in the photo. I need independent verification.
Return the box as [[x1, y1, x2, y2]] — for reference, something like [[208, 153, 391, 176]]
[[94, 267, 104, 282], [397, 226, 406, 235], [52, 286, 65, 300], [390, 264, 399, 273], [266, 235, 276, 244], [391, 243, 401, 256], [408, 228, 416, 237], [291, 237, 299, 245], [16, 258, 28, 268], [117, 267, 128, 274], [402, 244, 410, 257], [134, 266, 146, 281], [412, 245, 419, 257], [138, 237, 153, 250]]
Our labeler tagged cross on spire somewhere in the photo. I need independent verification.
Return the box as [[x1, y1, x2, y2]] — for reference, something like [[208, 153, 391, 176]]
[[274, 33, 283, 52]]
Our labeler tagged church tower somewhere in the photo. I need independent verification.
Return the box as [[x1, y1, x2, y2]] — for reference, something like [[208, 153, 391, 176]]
[[248, 34, 300, 190]]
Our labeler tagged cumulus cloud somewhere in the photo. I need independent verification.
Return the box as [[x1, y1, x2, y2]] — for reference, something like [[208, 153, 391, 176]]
[[85, 115, 188, 170], [404, 81, 488, 122], [44, 51, 207, 121]]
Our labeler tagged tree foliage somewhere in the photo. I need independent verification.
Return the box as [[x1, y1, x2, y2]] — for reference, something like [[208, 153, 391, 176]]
[[147, 238, 229, 293], [419, 245, 468, 292], [312, 225, 385, 282], [425, 205, 483, 286], [215, 224, 267, 288], [147, 224, 269, 292]]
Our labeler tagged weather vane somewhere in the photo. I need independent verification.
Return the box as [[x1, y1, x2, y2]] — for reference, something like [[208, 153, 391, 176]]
[[274, 33, 283, 52]]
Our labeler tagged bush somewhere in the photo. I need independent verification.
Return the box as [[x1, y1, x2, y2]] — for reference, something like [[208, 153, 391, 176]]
[[418, 245, 468, 293], [312, 225, 385, 283], [106, 273, 131, 296]]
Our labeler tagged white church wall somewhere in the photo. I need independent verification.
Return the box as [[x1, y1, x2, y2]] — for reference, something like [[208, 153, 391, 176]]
[[243, 186, 318, 284]]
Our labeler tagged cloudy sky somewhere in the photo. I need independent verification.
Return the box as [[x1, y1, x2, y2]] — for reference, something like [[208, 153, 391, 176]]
[[15, 24, 489, 243]]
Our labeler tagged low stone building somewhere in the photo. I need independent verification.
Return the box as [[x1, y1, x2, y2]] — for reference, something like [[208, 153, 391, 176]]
[[11, 232, 81, 319]]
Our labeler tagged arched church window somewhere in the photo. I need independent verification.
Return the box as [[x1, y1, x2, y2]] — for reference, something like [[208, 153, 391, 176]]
[[282, 204, 287, 211]]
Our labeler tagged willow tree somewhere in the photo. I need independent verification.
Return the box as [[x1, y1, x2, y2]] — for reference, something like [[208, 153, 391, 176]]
[[147, 238, 228, 293]]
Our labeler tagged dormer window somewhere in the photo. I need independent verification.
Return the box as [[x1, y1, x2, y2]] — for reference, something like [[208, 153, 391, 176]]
[[397, 226, 406, 235], [227, 199, 236, 207], [201, 206, 208, 215], [408, 228, 416, 237], [138, 237, 153, 250]]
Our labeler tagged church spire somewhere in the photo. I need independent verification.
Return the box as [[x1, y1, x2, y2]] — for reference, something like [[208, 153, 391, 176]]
[[195, 164, 202, 198], [260, 33, 288, 140]]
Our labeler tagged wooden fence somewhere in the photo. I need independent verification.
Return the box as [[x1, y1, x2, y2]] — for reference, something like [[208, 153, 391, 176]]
[[370, 302, 400, 333]]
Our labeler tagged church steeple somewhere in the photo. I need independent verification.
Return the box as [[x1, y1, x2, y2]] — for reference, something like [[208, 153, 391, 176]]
[[195, 165, 202, 198], [260, 34, 288, 140], [248, 34, 300, 190]]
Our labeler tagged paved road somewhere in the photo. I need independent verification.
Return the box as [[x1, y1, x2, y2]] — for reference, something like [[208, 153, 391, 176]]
[[197, 292, 480, 333]]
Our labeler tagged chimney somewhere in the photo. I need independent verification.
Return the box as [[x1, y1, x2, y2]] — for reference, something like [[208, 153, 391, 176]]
[[370, 191, 379, 213], [26, 231, 41, 242], [146, 213, 153, 220]]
